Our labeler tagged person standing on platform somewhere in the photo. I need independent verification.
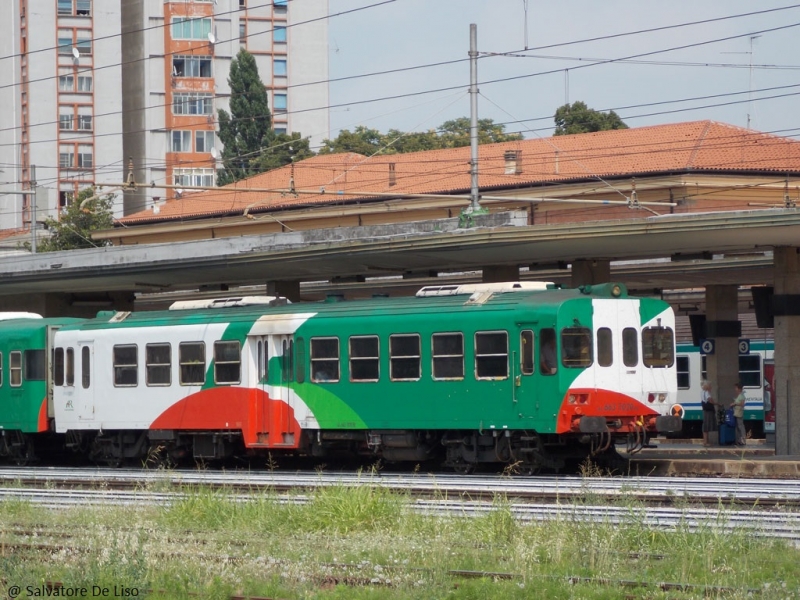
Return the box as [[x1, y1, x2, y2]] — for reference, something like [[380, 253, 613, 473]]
[[700, 380, 717, 447], [730, 382, 747, 446]]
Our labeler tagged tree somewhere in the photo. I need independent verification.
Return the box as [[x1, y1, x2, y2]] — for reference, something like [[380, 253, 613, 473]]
[[217, 49, 274, 185], [318, 118, 523, 156], [553, 101, 628, 136], [35, 187, 114, 252], [253, 132, 314, 173]]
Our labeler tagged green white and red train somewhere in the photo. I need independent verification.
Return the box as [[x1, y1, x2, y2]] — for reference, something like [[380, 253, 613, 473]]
[[0, 282, 681, 472]]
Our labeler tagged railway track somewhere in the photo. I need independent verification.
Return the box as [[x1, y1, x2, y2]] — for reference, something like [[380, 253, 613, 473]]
[[1, 466, 799, 506]]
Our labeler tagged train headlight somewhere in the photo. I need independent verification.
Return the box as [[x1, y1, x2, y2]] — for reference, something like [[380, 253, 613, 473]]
[[568, 394, 577, 404], [610, 284, 622, 297], [658, 393, 667, 403]]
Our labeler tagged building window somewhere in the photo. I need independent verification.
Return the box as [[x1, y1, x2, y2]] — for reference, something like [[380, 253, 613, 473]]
[[274, 0, 287, 14], [432, 332, 463, 380], [274, 59, 287, 77], [59, 147, 74, 168], [174, 168, 215, 187], [76, 0, 91, 15], [59, 73, 74, 91], [310, 337, 339, 382], [389, 334, 420, 381], [173, 92, 213, 115], [113, 344, 138, 387], [195, 130, 215, 153], [273, 25, 286, 43], [349, 336, 379, 382], [214, 341, 241, 384], [58, 0, 72, 14], [172, 17, 212, 40], [57, 37, 73, 55], [146, 343, 171, 386], [239, 0, 246, 7], [239, 22, 246, 43], [77, 75, 92, 92], [77, 114, 92, 131], [274, 93, 287, 112], [173, 56, 212, 78], [171, 130, 192, 152], [475, 331, 508, 379], [274, 127, 287, 135], [77, 145, 93, 168], [75, 36, 92, 55], [59, 112, 73, 130], [179, 342, 206, 385]]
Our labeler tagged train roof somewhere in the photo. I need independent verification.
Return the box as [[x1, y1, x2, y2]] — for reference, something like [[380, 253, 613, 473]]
[[55, 282, 669, 332]]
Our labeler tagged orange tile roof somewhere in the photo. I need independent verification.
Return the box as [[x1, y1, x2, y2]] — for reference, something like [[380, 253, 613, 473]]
[[120, 120, 800, 225]]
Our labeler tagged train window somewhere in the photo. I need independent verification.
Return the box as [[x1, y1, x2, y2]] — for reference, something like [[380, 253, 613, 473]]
[[24, 349, 46, 381], [179, 342, 206, 385], [350, 336, 379, 382], [676, 356, 690, 389], [214, 341, 241, 384], [642, 327, 674, 368], [520, 331, 534, 375], [54, 348, 65, 386], [310, 337, 339, 382], [475, 331, 508, 379], [113, 345, 138, 387], [622, 327, 638, 367], [146, 343, 171, 386], [257, 340, 268, 383], [66, 348, 75, 386], [81, 346, 90, 388], [10, 351, 21, 387], [432, 332, 464, 380], [739, 354, 762, 388], [597, 328, 613, 367], [540, 328, 558, 375], [390, 334, 421, 381], [561, 328, 592, 368], [295, 337, 306, 384]]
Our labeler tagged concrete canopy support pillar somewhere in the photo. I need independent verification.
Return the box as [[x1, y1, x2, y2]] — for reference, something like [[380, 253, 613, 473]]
[[482, 265, 519, 283], [774, 247, 800, 456], [571, 259, 610, 287], [705, 285, 740, 425], [267, 280, 301, 302]]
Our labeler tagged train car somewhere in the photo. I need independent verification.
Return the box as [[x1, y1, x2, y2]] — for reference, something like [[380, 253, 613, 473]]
[[675, 341, 773, 438], [52, 282, 680, 472], [0, 313, 84, 463]]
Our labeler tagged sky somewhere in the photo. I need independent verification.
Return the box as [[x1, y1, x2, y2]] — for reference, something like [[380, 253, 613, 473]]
[[322, 0, 800, 143]]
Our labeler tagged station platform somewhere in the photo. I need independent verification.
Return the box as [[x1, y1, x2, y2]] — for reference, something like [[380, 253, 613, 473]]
[[624, 439, 800, 478]]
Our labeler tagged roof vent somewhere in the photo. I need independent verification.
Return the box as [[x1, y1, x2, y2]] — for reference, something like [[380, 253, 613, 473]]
[[504, 150, 522, 175], [169, 296, 290, 310]]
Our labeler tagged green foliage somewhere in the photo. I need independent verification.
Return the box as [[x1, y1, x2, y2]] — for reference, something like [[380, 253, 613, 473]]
[[217, 49, 292, 185], [34, 187, 114, 252], [553, 101, 628, 136], [252, 131, 314, 173], [318, 118, 523, 155]]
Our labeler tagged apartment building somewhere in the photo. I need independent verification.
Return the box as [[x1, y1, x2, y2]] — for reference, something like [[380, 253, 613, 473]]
[[0, 0, 329, 229]]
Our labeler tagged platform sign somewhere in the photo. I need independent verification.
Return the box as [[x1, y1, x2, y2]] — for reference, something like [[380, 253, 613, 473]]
[[699, 339, 715, 355], [738, 339, 750, 354]]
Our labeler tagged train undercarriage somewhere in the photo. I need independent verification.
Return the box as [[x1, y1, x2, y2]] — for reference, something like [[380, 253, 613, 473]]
[[51, 426, 646, 474]]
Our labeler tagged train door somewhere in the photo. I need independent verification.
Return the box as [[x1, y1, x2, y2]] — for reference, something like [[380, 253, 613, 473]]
[[78, 342, 95, 421], [45, 325, 61, 420], [593, 300, 641, 400], [251, 334, 297, 446], [763, 360, 776, 443]]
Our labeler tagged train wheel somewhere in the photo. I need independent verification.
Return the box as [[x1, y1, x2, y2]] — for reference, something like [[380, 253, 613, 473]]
[[452, 462, 475, 475], [12, 439, 35, 466]]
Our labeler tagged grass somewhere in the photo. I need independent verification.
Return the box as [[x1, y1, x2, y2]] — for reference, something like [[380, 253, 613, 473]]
[[0, 480, 798, 599]]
